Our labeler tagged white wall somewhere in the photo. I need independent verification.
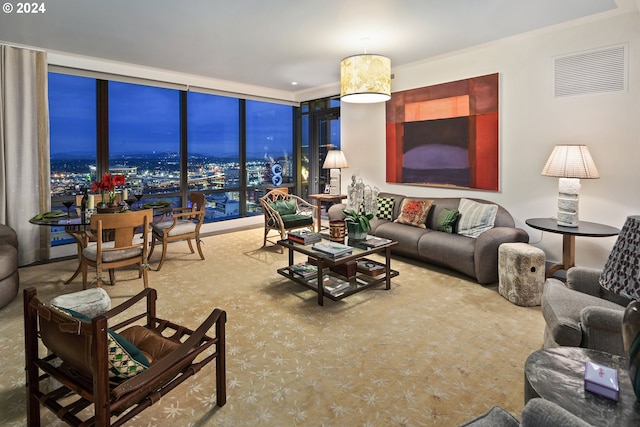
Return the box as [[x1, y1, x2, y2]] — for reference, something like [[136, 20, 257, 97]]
[[340, 10, 640, 269]]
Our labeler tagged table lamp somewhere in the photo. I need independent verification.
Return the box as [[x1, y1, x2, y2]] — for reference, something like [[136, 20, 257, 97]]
[[323, 150, 348, 195], [599, 215, 640, 400], [541, 144, 599, 227]]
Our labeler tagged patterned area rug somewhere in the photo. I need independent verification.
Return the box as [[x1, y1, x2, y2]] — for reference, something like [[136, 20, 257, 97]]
[[0, 227, 544, 426]]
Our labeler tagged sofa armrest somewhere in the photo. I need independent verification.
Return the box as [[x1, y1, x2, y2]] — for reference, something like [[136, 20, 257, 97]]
[[580, 306, 625, 357], [473, 227, 529, 284], [566, 267, 602, 296], [327, 203, 347, 221]]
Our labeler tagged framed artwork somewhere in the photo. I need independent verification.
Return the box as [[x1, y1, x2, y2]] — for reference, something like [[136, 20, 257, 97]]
[[385, 73, 499, 191]]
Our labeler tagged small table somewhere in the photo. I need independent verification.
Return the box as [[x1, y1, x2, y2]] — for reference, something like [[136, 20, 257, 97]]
[[524, 347, 640, 426], [525, 218, 619, 278], [308, 194, 347, 232], [277, 237, 398, 306]]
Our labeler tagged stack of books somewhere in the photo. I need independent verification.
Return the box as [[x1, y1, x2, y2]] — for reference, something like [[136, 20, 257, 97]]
[[289, 262, 318, 279], [362, 236, 393, 248], [311, 242, 353, 259], [308, 274, 350, 296], [288, 230, 322, 245]]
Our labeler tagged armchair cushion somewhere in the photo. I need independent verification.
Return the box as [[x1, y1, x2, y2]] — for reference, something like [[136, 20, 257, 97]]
[[52, 306, 150, 378], [276, 214, 314, 228], [152, 219, 197, 237], [82, 242, 143, 263]]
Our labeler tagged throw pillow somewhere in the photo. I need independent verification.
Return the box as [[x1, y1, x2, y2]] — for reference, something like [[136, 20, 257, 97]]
[[52, 305, 150, 379], [268, 199, 297, 215], [376, 197, 395, 221], [436, 208, 460, 234], [457, 198, 498, 238], [394, 198, 433, 228]]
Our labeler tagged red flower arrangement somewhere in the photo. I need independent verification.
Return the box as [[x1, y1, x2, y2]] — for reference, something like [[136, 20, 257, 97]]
[[92, 172, 126, 205]]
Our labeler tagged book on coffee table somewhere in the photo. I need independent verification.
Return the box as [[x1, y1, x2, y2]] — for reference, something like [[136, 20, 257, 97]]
[[311, 242, 352, 259], [307, 274, 350, 295], [288, 230, 322, 245], [362, 235, 392, 248], [584, 361, 619, 401]]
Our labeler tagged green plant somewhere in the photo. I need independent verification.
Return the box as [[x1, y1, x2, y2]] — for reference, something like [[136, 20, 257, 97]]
[[342, 209, 374, 232]]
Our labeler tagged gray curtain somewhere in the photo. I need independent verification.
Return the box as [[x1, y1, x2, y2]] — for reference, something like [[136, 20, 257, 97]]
[[0, 45, 51, 265]]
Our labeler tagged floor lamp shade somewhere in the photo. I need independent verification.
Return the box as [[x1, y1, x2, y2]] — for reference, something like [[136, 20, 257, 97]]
[[599, 215, 640, 400], [541, 145, 599, 227], [323, 150, 348, 195], [340, 54, 391, 103]]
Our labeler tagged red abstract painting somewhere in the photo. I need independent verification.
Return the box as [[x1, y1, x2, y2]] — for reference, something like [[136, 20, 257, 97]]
[[386, 73, 499, 191]]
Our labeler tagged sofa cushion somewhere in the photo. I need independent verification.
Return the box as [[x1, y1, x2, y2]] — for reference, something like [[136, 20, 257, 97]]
[[436, 208, 460, 233], [376, 197, 395, 221], [394, 198, 433, 228], [418, 231, 476, 279], [457, 198, 498, 238]]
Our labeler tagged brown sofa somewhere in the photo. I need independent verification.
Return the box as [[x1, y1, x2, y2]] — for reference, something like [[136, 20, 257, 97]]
[[0, 224, 19, 308], [328, 192, 529, 284]]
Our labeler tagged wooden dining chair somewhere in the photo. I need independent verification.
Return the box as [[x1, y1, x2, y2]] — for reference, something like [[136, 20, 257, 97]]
[[148, 192, 206, 271], [80, 209, 153, 289]]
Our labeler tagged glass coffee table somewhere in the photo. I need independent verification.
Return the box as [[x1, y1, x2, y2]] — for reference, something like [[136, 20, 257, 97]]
[[277, 237, 399, 306]]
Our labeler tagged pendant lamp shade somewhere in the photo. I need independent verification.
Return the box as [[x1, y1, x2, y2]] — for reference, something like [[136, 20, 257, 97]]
[[340, 54, 391, 103]]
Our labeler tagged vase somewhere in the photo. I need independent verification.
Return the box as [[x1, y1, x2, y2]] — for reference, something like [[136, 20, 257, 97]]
[[346, 221, 367, 241], [329, 220, 346, 243]]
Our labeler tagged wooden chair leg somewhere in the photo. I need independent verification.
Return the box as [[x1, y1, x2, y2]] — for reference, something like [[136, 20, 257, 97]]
[[156, 240, 169, 271], [195, 237, 205, 260], [109, 269, 116, 285], [186, 237, 195, 254]]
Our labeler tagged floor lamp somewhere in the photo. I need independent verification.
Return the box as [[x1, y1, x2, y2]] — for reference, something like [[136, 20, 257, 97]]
[[323, 150, 348, 195]]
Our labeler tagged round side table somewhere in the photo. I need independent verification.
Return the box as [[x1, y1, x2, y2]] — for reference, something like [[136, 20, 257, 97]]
[[524, 347, 640, 426]]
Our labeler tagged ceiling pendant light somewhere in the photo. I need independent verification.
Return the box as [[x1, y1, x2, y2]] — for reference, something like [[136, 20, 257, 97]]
[[340, 40, 391, 103]]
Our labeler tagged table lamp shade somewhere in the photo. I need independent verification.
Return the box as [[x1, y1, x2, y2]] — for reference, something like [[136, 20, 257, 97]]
[[599, 215, 640, 400], [323, 150, 348, 196], [600, 215, 640, 300]]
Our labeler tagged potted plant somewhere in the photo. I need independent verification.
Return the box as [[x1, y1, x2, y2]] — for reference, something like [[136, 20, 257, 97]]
[[343, 209, 374, 241]]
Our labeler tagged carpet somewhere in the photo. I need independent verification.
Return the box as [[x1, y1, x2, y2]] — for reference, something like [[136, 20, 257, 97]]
[[0, 227, 545, 426]]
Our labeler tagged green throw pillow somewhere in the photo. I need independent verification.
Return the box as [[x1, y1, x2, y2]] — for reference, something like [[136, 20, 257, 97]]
[[376, 197, 394, 221], [268, 199, 297, 215], [53, 306, 150, 379], [436, 208, 460, 233]]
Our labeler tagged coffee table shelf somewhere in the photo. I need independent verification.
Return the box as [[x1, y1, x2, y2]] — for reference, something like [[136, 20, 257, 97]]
[[276, 238, 399, 305]]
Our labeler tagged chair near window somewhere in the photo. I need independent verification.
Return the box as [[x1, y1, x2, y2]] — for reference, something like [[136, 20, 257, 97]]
[[81, 209, 153, 289], [259, 190, 318, 252], [23, 286, 227, 426], [148, 192, 206, 271]]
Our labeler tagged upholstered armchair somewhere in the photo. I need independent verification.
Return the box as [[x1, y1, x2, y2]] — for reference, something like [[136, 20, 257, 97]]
[[259, 190, 318, 251], [541, 267, 632, 357]]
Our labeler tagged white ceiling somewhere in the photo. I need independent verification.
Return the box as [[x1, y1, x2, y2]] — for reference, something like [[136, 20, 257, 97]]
[[0, 0, 627, 95]]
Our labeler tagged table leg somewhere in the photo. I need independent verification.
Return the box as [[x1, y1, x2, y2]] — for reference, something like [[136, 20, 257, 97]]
[[316, 259, 324, 306], [545, 234, 576, 278], [385, 246, 391, 290], [315, 200, 322, 232], [64, 226, 88, 284]]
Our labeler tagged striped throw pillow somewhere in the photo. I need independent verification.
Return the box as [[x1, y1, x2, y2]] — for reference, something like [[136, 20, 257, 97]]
[[457, 198, 498, 238]]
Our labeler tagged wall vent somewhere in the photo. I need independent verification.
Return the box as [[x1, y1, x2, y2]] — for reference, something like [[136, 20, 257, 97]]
[[554, 44, 627, 97]]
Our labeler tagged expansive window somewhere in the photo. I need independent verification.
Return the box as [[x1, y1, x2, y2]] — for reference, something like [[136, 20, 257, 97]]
[[48, 72, 296, 240], [49, 73, 97, 200], [109, 81, 181, 197]]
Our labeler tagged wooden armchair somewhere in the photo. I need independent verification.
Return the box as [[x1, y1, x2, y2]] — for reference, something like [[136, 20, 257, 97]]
[[81, 209, 153, 289], [258, 190, 318, 251], [24, 286, 226, 426], [148, 192, 206, 271]]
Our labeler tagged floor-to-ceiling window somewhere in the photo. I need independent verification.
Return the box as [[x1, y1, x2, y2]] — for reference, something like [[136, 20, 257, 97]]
[[48, 72, 296, 245]]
